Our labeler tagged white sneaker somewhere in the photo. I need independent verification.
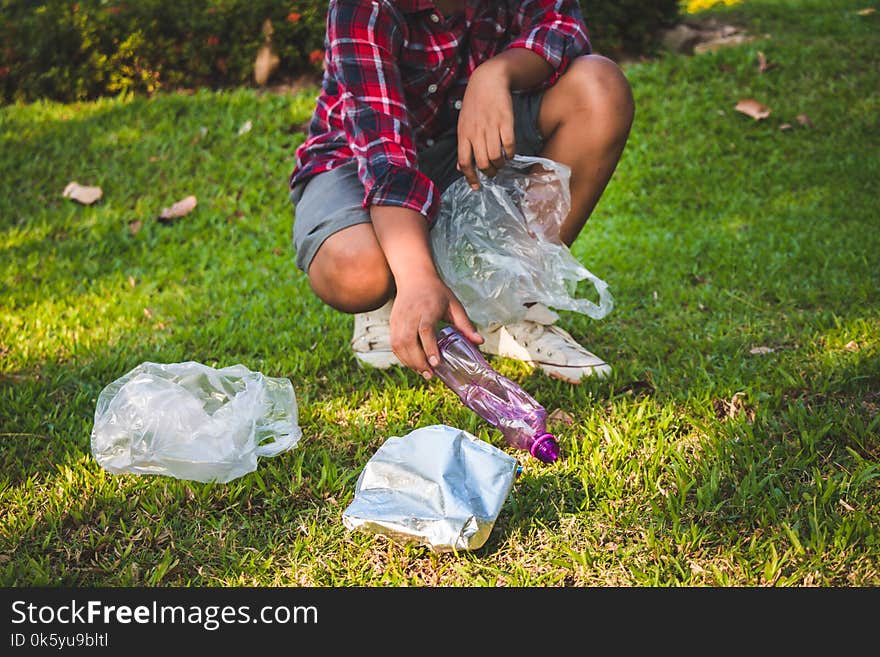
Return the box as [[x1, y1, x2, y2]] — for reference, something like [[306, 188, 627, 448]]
[[351, 299, 402, 369], [478, 304, 611, 383]]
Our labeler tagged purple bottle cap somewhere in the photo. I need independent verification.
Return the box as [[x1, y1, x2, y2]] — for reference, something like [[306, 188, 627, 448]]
[[530, 433, 560, 463]]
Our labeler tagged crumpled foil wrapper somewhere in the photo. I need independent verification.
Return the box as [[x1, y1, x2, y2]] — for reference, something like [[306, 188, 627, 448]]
[[342, 424, 518, 552]]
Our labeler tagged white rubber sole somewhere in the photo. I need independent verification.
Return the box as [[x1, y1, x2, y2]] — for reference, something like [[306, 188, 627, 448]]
[[354, 350, 402, 370], [538, 361, 612, 384]]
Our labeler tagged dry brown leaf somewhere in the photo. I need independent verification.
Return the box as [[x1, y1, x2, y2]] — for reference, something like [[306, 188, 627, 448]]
[[143, 308, 153, 319], [128, 219, 142, 235], [0, 372, 38, 383], [779, 123, 793, 131], [749, 346, 775, 355], [756, 51, 777, 73], [128, 276, 136, 288], [857, 8, 876, 15], [796, 113, 813, 127], [735, 98, 771, 120], [713, 392, 754, 422], [238, 119, 253, 136], [548, 409, 575, 426], [845, 340, 860, 352], [62, 181, 103, 205], [254, 44, 280, 85], [158, 195, 197, 223]]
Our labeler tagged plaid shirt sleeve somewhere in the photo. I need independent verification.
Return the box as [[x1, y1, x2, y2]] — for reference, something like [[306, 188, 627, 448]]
[[507, 0, 592, 89], [327, 0, 439, 222]]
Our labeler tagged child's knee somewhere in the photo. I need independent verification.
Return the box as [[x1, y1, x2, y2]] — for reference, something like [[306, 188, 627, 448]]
[[307, 230, 394, 313], [563, 55, 635, 125]]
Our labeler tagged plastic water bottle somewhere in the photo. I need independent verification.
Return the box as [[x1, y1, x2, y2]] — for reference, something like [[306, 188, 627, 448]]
[[433, 326, 560, 463]]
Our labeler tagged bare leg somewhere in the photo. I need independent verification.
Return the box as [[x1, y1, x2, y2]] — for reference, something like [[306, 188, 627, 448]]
[[474, 55, 634, 382], [306, 223, 394, 314], [536, 54, 635, 246]]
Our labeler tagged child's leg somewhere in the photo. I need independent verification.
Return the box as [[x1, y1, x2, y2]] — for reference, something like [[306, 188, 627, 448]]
[[535, 54, 635, 246], [476, 54, 633, 383], [291, 160, 394, 314], [290, 160, 401, 368], [307, 223, 393, 314]]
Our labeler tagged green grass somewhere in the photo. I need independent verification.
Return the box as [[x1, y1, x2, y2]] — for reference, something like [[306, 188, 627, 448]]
[[1, 0, 878, 587]]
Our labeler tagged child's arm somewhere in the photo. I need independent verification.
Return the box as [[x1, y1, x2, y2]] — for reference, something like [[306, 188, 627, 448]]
[[457, 0, 591, 188], [325, 0, 438, 223], [325, 0, 479, 374], [371, 205, 481, 378]]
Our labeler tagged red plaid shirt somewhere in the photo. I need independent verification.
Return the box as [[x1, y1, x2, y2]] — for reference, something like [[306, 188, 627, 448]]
[[289, 0, 591, 223]]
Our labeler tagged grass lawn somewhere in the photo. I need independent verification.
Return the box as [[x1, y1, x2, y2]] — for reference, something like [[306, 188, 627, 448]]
[[1, 0, 878, 587]]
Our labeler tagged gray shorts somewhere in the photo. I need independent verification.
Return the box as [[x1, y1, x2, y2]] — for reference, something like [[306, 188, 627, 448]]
[[289, 90, 546, 273]]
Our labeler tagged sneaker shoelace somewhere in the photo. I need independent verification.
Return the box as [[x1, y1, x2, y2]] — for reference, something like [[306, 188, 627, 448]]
[[352, 309, 391, 349], [507, 321, 597, 365]]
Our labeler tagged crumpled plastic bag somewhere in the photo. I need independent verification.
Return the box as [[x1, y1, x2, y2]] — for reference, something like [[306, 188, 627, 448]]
[[342, 424, 518, 552], [430, 154, 613, 327], [90, 361, 302, 483]]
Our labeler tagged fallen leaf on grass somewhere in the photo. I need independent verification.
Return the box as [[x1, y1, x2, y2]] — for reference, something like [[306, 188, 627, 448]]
[[62, 182, 103, 205], [128, 276, 136, 288], [845, 340, 860, 352], [128, 219, 142, 235], [0, 372, 39, 383], [158, 195, 197, 223], [713, 392, 754, 422], [839, 499, 856, 511], [238, 120, 253, 136], [749, 346, 775, 355], [735, 98, 771, 120], [143, 308, 153, 318], [796, 113, 813, 127], [548, 409, 575, 425], [756, 51, 777, 73], [857, 8, 876, 15], [779, 123, 793, 131]]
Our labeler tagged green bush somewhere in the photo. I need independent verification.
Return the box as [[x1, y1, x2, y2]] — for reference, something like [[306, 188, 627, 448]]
[[582, 0, 681, 57], [0, 0, 680, 103]]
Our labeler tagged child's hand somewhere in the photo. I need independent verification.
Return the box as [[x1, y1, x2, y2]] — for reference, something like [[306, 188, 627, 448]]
[[457, 63, 516, 190], [390, 275, 482, 380]]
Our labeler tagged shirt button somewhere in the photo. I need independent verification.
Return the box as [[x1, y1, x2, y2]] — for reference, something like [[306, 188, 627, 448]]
[[453, 100, 462, 110], [426, 138, 435, 147], [427, 83, 438, 93], [430, 13, 440, 23]]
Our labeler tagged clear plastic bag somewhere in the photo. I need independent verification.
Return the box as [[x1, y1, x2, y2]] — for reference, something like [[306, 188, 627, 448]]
[[430, 154, 613, 327], [90, 361, 302, 483]]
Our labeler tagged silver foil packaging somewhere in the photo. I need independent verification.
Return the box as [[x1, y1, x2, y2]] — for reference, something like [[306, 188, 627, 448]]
[[342, 424, 518, 552]]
